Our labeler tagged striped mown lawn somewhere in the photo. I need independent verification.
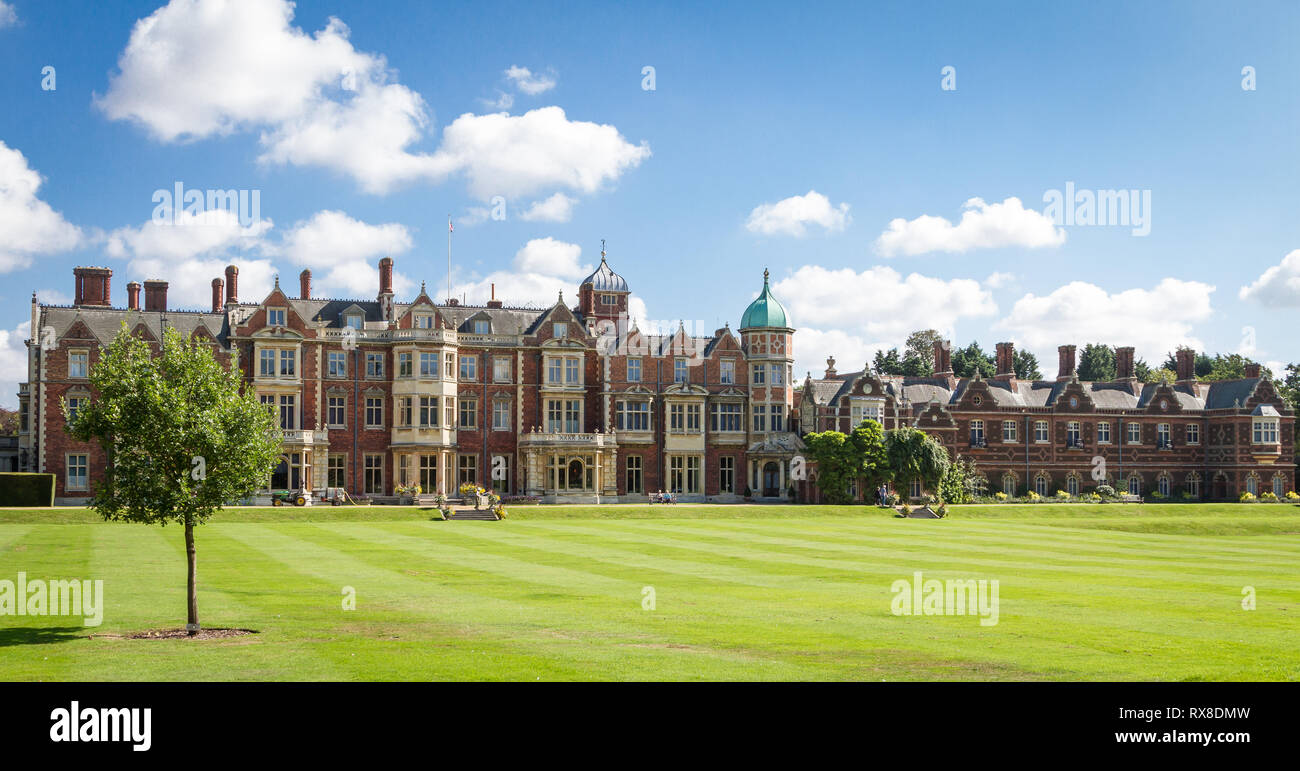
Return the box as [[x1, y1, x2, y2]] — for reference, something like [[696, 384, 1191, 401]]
[[1, 504, 1297, 680]]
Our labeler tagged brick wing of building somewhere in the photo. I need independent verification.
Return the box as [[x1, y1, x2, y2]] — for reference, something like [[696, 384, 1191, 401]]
[[19, 256, 804, 504], [797, 341, 1295, 501]]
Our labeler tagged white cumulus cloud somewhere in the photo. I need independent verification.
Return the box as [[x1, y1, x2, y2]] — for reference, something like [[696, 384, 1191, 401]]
[[1238, 249, 1300, 307], [429, 107, 650, 201], [0, 141, 83, 272], [272, 210, 414, 297], [0, 320, 31, 410], [771, 264, 998, 377], [875, 196, 1065, 257], [505, 65, 557, 95], [745, 190, 850, 237], [95, 1, 647, 199], [0, 2, 17, 28], [519, 192, 577, 223], [996, 278, 1215, 364]]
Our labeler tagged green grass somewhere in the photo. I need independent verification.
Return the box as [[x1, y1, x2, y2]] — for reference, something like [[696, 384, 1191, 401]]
[[1, 503, 1297, 681]]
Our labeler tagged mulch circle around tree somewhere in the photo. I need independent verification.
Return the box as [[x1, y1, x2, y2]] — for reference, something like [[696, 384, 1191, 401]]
[[126, 628, 258, 640]]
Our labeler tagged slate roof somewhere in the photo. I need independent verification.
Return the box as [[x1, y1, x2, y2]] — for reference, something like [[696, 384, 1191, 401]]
[[38, 305, 227, 344], [805, 370, 1274, 415]]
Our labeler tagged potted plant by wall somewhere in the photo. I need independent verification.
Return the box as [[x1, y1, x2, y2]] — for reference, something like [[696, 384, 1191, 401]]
[[743, 486, 753, 502]]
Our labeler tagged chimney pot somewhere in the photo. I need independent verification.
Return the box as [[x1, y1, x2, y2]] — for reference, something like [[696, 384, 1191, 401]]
[[127, 281, 141, 311], [1245, 362, 1261, 378], [211, 278, 224, 313], [299, 269, 312, 299], [1175, 348, 1197, 382]]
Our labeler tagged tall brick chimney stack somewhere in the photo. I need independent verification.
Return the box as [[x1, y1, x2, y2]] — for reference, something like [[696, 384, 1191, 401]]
[[933, 339, 955, 387], [1116, 346, 1136, 380], [143, 280, 168, 311], [486, 282, 503, 309], [1245, 362, 1262, 378], [224, 265, 239, 306], [299, 269, 312, 299], [1057, 344, 1077, 381], [73, 266, 113, 307], [127, 281, 141, 311], [933, 340, 953, 376], [211, 278, 224, 313], [377, 257, 395, 322], [1175, 348, 1196, 382], [995, 342, 1016, 378]]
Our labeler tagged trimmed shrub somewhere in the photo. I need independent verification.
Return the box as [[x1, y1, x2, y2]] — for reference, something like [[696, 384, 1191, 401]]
[[0, 473, 56, 507]]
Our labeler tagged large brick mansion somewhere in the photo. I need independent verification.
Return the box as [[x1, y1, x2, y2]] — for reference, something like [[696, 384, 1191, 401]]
[[16, 253, 1294, 504], [19, 253, 800, 503]]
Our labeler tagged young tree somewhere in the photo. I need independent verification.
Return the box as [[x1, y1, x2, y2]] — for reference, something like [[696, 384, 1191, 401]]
[[884, 427, 950, 501], [66, 324, 280, 634]]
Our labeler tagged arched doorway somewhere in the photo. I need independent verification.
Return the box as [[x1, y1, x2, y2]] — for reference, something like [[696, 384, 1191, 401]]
[[762, 462, 780, 497], [567, 458, 586, 490]]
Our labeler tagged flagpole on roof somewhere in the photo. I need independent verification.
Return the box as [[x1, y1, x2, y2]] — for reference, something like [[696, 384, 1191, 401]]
[[447, 214, 453, 304]]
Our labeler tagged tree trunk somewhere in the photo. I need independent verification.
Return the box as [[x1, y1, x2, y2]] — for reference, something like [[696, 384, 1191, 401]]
[[185, 518, 199, 635]]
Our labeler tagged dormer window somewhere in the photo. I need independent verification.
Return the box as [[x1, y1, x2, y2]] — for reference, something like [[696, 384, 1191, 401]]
[[344, 314, 363, 330], [268, 308, 286, 326], [473, 319, 491, 334], [414, 314, 434, 329], [553, 322, 568, 338]]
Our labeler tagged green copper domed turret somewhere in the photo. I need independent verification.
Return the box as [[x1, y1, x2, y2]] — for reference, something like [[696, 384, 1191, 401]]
[[739, 268, 790, 329]]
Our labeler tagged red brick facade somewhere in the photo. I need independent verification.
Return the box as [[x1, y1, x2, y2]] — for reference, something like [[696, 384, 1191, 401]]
[[798, 342, 1295, 502], [20, 258, 800, 503]]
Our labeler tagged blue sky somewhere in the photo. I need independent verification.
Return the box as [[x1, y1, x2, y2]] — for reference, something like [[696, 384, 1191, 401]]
[[1, 0, 1298, 407]]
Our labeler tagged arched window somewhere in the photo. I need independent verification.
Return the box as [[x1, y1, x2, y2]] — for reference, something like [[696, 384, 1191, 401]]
[[1273, 474, 1285, 498], [1157, 474, 1170, 497], [1002, 474, 1017, 496], [1246, 474, 1258, 496], [1185, 472, 1201, 499], [909, 479, 922, 499], [1034, 474, 1048, 496], [1127, 474, 1141, 496], [1066, 474, 1079, 496]]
